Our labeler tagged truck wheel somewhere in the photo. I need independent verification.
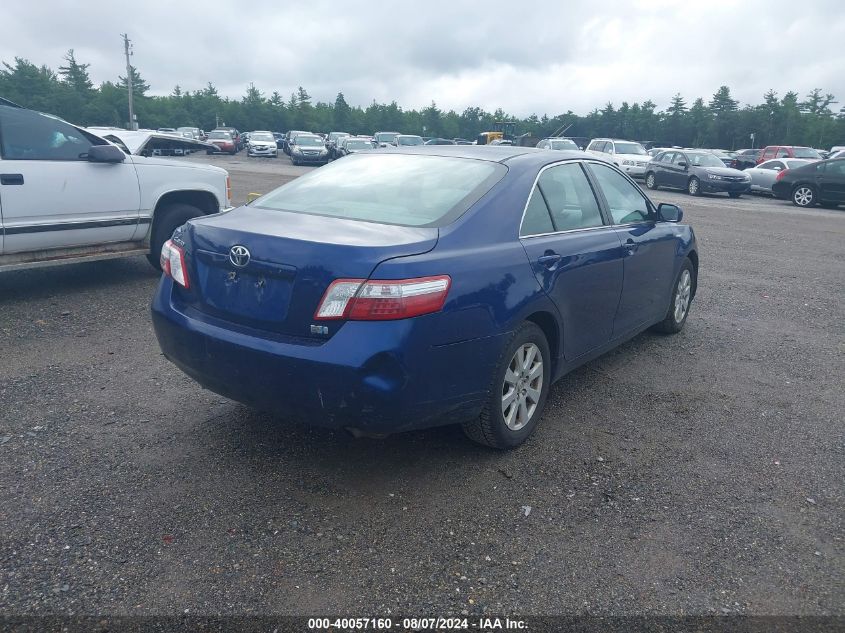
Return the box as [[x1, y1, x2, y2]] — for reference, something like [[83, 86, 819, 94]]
[[146, 203, 204, 270]]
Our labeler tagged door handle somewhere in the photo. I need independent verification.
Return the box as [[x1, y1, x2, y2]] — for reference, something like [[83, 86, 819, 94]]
[[623, 239, 638, 253], [537, 254, 562, 269], [0, 173, 24, 185]]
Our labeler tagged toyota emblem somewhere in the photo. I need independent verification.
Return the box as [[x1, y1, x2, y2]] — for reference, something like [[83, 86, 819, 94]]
[[229, 245, 250, 267]]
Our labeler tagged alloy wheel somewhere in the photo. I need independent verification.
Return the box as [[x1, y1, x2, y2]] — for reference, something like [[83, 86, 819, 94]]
[[793, 186, 814, 207], [688, 178, 699, 195], [501, 343, 543, 431], [674, 269, 692, 323]]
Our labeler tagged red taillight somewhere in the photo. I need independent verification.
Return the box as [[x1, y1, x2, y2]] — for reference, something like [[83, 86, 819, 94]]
[[314, 276, 451, 321], [160, 239, 190, 288], [775, 169, 789, 181]]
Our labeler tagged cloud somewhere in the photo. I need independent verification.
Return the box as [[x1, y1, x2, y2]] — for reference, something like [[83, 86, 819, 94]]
[[2, 0, 844, 116]]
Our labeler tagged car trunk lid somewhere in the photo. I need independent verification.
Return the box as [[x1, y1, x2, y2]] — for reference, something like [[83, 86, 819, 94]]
[[176, 207, 438, 338]]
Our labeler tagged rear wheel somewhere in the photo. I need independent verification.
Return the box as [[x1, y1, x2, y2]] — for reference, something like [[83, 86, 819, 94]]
[[462, 322, 551, 449], [792, 185, 816, 207], [652, 258, 695, 334], [645, 172, 659, 190], [146, 203, 204, 270], [687, 177, 701, 196]]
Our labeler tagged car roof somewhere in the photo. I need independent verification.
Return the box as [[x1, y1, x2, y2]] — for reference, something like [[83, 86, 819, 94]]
[[369, 145, 585, 165]]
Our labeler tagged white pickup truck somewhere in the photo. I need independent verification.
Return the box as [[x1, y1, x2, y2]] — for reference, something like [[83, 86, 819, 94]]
[[0, 100, 230, 272]]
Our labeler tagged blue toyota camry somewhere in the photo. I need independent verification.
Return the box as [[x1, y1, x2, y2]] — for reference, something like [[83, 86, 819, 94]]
[[152, 146, 698, 448]]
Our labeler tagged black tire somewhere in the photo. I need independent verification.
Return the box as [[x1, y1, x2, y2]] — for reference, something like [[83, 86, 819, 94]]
[[462, 322, 551, 449], [146, 203, 204, 270], [687, 177, 701, 196], [728, 192, 742, 198], [645, 172, 659, 190], [652, 258, 695, 334], [230, 148, 236, 155], [291, 158, 299, 166], [206, 150, 213, 155], [792, 184, 816, 207]]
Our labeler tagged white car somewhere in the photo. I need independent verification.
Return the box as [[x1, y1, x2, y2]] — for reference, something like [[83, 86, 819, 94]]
[[585, 138, 651, 178], [0, 102, 231, 272], [246, 131, 278, 158], [745, 158, 814, 194]]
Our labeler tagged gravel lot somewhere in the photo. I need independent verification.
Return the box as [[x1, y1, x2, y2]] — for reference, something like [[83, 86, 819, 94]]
[[1, 152, 843, 618]]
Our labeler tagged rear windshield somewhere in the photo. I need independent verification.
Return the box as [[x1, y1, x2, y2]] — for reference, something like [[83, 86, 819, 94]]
[[551, 140, 578, 150], [792, 147, 821, 159], [345, 140, 372, 149], [208, 131, 231, 139], [255, 153, 506, 227]]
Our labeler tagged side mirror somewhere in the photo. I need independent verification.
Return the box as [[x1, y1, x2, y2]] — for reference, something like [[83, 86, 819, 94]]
[[677, 161, 687, 168], [657, 203, 683, 223], [87, 144, 126, 163]]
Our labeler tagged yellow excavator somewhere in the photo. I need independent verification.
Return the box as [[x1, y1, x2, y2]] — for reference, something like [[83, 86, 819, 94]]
[[475, 120, 538, 147], [476, 120, 515, 145]]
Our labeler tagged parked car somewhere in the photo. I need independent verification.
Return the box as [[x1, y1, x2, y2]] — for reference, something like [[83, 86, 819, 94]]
[[373, 131, 400, 147], [425, 138, 457, 145], [745, 159, 814, 195], [92, 128, 214, 158], [730, 148, 763, 170], [283, 130, 308, 155], [585, 138, 650, 179], [177, 127, 205, 141], [771, 158, 845, 208], [536, 138, 580, 151], [213, 127, 243, 151], [708, 149, 736, 166], [337, 137, 375, 157], [273, 132, 285, 149], [289, 134, 329, 165], [645, 149, 751, 197], [207, 130, 237, 155], [453, 138, 473, 145], [392, 135, 424, 147], [246, 131, 278, 158], [829, 150, 845, 160], [151, 146, 698, 449], [757, 145, 822, 164], [325, 131, 351, 159], [0, 102, 230, 273]]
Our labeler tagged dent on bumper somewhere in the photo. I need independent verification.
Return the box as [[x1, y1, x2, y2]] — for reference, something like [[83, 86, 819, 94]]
[[151, 281, 503, 432]]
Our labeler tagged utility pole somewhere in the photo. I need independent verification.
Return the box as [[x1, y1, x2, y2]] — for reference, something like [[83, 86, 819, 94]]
[[121, 33, 135, 130]]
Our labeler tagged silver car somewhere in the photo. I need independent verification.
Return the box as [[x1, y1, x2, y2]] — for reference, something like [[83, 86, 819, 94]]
[[745, 158, 814, 194], [246, 131, 278, 158]]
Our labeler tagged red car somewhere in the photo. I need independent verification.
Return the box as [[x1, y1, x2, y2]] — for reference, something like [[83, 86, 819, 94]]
[[757, 145, 822, 164], [207, 130, 236, 155]]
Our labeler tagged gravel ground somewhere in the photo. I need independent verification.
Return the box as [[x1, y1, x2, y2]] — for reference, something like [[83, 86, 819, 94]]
[[0, 154, 843, 618]]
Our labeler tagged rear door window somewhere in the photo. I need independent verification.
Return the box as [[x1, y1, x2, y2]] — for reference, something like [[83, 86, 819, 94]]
[[521, 162, 605, 236]]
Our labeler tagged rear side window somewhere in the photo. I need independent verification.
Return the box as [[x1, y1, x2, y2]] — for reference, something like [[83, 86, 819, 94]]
[[520, 163, 604, 236], [588, 163, 652, 224], [255, 153, 506, 227], [0, 105, 101, 160]]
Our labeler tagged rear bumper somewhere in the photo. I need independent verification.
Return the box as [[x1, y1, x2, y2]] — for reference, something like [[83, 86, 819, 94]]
[[151, 278, 504, 433]]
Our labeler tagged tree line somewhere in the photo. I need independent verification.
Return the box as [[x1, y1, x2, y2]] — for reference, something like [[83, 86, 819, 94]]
[[2, 50, 843, 150]]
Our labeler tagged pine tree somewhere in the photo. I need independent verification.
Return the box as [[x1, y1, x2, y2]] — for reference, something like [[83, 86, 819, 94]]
[[118, 65, 150, 96], [58, 49, 93, 93]]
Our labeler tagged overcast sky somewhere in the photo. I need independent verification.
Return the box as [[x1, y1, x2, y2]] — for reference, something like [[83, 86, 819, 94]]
[[4, 0, 844, 116]]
